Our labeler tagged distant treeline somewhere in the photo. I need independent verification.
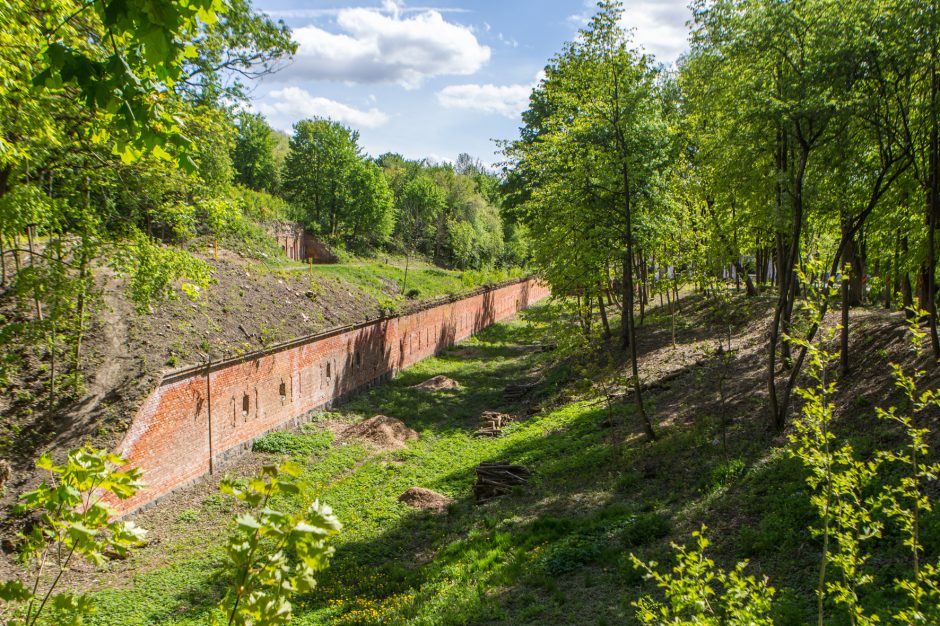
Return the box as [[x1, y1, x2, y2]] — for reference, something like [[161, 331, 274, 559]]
[[234, 113, 527, 270]]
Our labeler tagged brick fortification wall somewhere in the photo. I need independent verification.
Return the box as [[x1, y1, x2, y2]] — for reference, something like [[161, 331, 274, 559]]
[[114, 278, 550, 513]]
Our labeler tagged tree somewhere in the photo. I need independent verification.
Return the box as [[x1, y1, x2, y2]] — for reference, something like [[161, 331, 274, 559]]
[[282, 119, 363, 243], [0, 447, 145, 626], [282, 119, 395, 249], [0, 0, 294, 401], [505, 0, 667, 440], [688, 0, 914, 428], [397, 175, 446, 293], [232, 112, 278, 192], [346, 159, 395, 249]]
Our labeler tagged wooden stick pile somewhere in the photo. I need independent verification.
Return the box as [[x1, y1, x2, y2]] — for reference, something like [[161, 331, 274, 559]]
[[473, 461, 531, 503], [473, 411, 513, 437]]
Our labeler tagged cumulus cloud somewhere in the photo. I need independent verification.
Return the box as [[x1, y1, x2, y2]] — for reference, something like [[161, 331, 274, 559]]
[[568, 0, 690, 65], [263, 6, 470, 19], [435, 73, 540, 119], [255, 87, 390, 131], [271, 7, 491, 89]]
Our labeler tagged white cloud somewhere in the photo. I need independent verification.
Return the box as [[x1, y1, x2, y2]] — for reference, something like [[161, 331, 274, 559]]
[[619, 1, 689, 65], [568, 0, 690, 65], [263, 6, 471, 19], [436, 81, 533, 118], [255, 87, 390, 131], [272, 7, 491, 89], [497, 32, 519, 48]]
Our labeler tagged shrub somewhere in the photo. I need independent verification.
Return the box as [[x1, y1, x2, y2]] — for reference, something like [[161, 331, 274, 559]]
[[631, 527, 775, 625], [217, 462, 341, 625], [0, 447, 146, 626]]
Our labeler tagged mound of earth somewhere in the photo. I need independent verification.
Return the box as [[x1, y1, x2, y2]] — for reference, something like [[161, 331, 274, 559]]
[[398, 487, 451, 512], [411, 375, 459, 391], [338, 415, 418, 450]]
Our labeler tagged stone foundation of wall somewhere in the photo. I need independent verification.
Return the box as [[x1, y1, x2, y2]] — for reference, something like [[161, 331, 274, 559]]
[[113, 278, 550, 513]]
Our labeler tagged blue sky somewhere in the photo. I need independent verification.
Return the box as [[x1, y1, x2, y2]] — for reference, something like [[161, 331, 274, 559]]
[[248, 0, 691, 166]]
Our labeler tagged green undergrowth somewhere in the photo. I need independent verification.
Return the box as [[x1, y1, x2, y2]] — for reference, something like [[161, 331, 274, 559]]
[[78, 299, 938, 625]]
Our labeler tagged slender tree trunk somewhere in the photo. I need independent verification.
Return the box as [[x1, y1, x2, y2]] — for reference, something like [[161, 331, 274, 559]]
[[49, 320, 56, 408], [782, 271, 798, 365], [73, 230, 91, 391], [902, 235, 914, 316], [621, 255, 630, 350], [26, 224, 43, 322], [928, 36, 940, 358], [11, 235, 20, 273], [769, 143, 807, 429], [635, 251, 647, 325], [584, 293, 594, 334], [887, 232, 899, 310], [841, 275, 850, 376], [598, 290, 611, 341], [622, 165, 655, 441], [756, 245, 764, 285], [840, 210, 852, 376], [401, 251, 410, 295], [0, 236, 5, 288]]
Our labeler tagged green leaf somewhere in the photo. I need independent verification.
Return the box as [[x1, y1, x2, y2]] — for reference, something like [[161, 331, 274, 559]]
[[0, 579, 33, 603]]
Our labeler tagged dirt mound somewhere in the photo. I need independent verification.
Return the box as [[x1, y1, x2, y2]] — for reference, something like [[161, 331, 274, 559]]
[[398, 487, 451, 512], [411, 375, 459, 391], [338, 415, 418, 450]]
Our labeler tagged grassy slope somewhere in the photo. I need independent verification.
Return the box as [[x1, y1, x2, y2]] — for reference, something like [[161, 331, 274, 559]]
[[74, 298, 940, 625], [291, 255, 526, 308]]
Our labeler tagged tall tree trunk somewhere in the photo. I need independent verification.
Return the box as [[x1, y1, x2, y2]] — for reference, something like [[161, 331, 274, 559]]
[[928, 33, 940, 358], [902, 235, 914, 315], [621, 255, 630, 350], [26, 224, 43, 322], [598, 290, 611, 341], [622, 165, 656, 441], [769, 142, 807, 430], [887, 231, 900, 310], [637, 254, 646, 326], [841, 273, 851, 376], [840, 210, 852, 375], [73, 210, 92, 392]]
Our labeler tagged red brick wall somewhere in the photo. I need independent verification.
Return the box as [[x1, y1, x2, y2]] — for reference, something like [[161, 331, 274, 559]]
[[113, 278, 550, 513]]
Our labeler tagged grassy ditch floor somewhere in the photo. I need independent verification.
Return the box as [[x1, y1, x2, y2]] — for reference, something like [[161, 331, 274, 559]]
[[72, 298, 940, 625]]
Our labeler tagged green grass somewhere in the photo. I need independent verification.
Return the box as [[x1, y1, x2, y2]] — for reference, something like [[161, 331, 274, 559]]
[[76, 300, 939, 625], [288, 255, 526, 309]]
